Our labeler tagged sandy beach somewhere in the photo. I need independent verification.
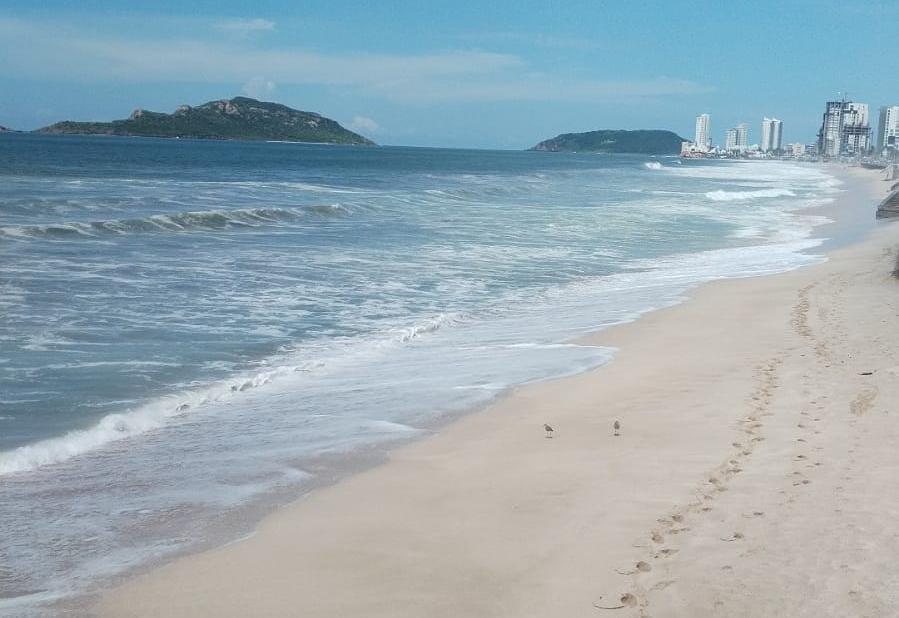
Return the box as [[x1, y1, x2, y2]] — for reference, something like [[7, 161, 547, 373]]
[[90, 167, 899, 617]]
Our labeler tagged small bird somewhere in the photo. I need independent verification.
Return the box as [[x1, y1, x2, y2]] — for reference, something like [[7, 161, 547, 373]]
[[544, 423, 554, 438], [613, 420, 621, 436]]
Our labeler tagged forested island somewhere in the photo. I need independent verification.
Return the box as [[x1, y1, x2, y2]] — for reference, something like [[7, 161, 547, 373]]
[[530, 129, 685, 154], [36, 97, 375, 145]]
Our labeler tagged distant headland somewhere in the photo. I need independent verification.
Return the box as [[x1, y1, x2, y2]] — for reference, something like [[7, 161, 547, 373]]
[[34, 97, 375, 145], [530, 129, 686, 154]]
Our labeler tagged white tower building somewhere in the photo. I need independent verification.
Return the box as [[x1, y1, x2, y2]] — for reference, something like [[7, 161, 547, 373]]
[[842, 103, 870, 154], [725, 128, 738, 151], [761, 117, 783, 152], [694, 114, 711, 152], [877, 106, 899, 155], [725, 124, 749, 153]]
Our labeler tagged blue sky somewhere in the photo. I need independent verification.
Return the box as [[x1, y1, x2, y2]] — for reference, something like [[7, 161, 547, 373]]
[[0, 0, 896, 148]]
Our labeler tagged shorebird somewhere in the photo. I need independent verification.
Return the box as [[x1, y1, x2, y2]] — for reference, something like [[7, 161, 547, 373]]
[[614, 420, 620, 436], [544, 423, 554, 438]]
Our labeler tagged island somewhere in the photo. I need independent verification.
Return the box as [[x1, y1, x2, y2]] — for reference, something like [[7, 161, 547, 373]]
[[530, 129, 685, 154], [35, 97, 375, 145]]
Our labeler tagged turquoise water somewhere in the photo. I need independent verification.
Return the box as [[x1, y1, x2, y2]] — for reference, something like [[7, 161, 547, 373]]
[[0, 134, 840, 611]]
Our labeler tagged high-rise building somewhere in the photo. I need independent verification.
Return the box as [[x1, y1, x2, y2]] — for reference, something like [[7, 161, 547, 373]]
[[817, 100, 871, 157], [737, 123, 748, 150], [694, 114, 711, 151], [725, 123, 749, 152], [725, 128, 738, 151], [818, 101, 843, 157], [842, 103, 870, 154], [877, 106, 899, 155], [761, 117, 783, 152]]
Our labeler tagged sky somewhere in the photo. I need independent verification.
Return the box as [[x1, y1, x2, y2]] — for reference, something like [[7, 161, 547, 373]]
[[0, 0, 896, 149]]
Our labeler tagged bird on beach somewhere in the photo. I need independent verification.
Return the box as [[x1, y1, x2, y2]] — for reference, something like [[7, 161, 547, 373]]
[[544, 423, 554, 438], [614, 420, 620, 436]]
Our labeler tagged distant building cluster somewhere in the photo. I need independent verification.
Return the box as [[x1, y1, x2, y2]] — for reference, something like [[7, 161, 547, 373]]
[[681, 115, 786, 159], [680, 97, 899, 161], [815, 99, 899, 160]]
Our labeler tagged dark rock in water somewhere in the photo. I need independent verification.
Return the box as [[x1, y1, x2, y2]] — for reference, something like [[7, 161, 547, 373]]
[[34, 97, 375, 145]]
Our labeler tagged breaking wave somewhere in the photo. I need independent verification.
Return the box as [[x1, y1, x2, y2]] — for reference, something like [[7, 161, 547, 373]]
[[0, 205, 348, 240], [705, 188, 796, 202], [644, 161, 663, 170], [0, 312, 465, 476]]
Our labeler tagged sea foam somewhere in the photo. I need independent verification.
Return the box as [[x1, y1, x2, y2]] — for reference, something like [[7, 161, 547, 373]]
[[705, 188, 796, 201]]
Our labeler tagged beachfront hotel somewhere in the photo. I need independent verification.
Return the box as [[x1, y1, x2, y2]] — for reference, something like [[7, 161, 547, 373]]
[[761, 117, 783, 152]]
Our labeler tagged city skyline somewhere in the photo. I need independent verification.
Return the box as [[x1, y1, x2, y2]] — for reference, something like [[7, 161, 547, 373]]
[[1, 1, 898, 148]]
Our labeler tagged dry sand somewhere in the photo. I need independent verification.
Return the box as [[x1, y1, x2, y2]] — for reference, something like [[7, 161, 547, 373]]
[[93, 168, 899, 617]]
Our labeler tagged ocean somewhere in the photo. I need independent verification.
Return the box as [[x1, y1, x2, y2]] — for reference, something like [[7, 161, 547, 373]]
[[0, 134, 841, 612]]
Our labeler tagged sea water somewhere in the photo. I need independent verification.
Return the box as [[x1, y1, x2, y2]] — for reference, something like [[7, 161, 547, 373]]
[[0, 134, 841, 612]]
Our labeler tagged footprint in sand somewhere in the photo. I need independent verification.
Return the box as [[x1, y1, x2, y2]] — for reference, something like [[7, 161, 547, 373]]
[[616, 561, 652, 575], [594, 593, 638, 610]]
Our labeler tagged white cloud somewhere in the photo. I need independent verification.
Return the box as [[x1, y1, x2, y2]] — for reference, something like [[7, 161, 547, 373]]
[[241, 76, 277, 99], [459, 31, 604, 51], [348, 116, 380, 133], [0, 17, 711, 104], [213, 18, 275, 34]]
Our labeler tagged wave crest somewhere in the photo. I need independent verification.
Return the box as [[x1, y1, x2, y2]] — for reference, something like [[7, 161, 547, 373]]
[[0, 312, 466, 476], [705, 188, 796, 202], [0, 205, 349, 240]]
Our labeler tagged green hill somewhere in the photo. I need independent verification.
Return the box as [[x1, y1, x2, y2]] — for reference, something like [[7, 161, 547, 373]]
[[36, 97, 375, 145], [530, 129, 685, 154]]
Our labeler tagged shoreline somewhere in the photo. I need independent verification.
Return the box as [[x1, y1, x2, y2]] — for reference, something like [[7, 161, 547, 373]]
[[81, 166, 898, 616]]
